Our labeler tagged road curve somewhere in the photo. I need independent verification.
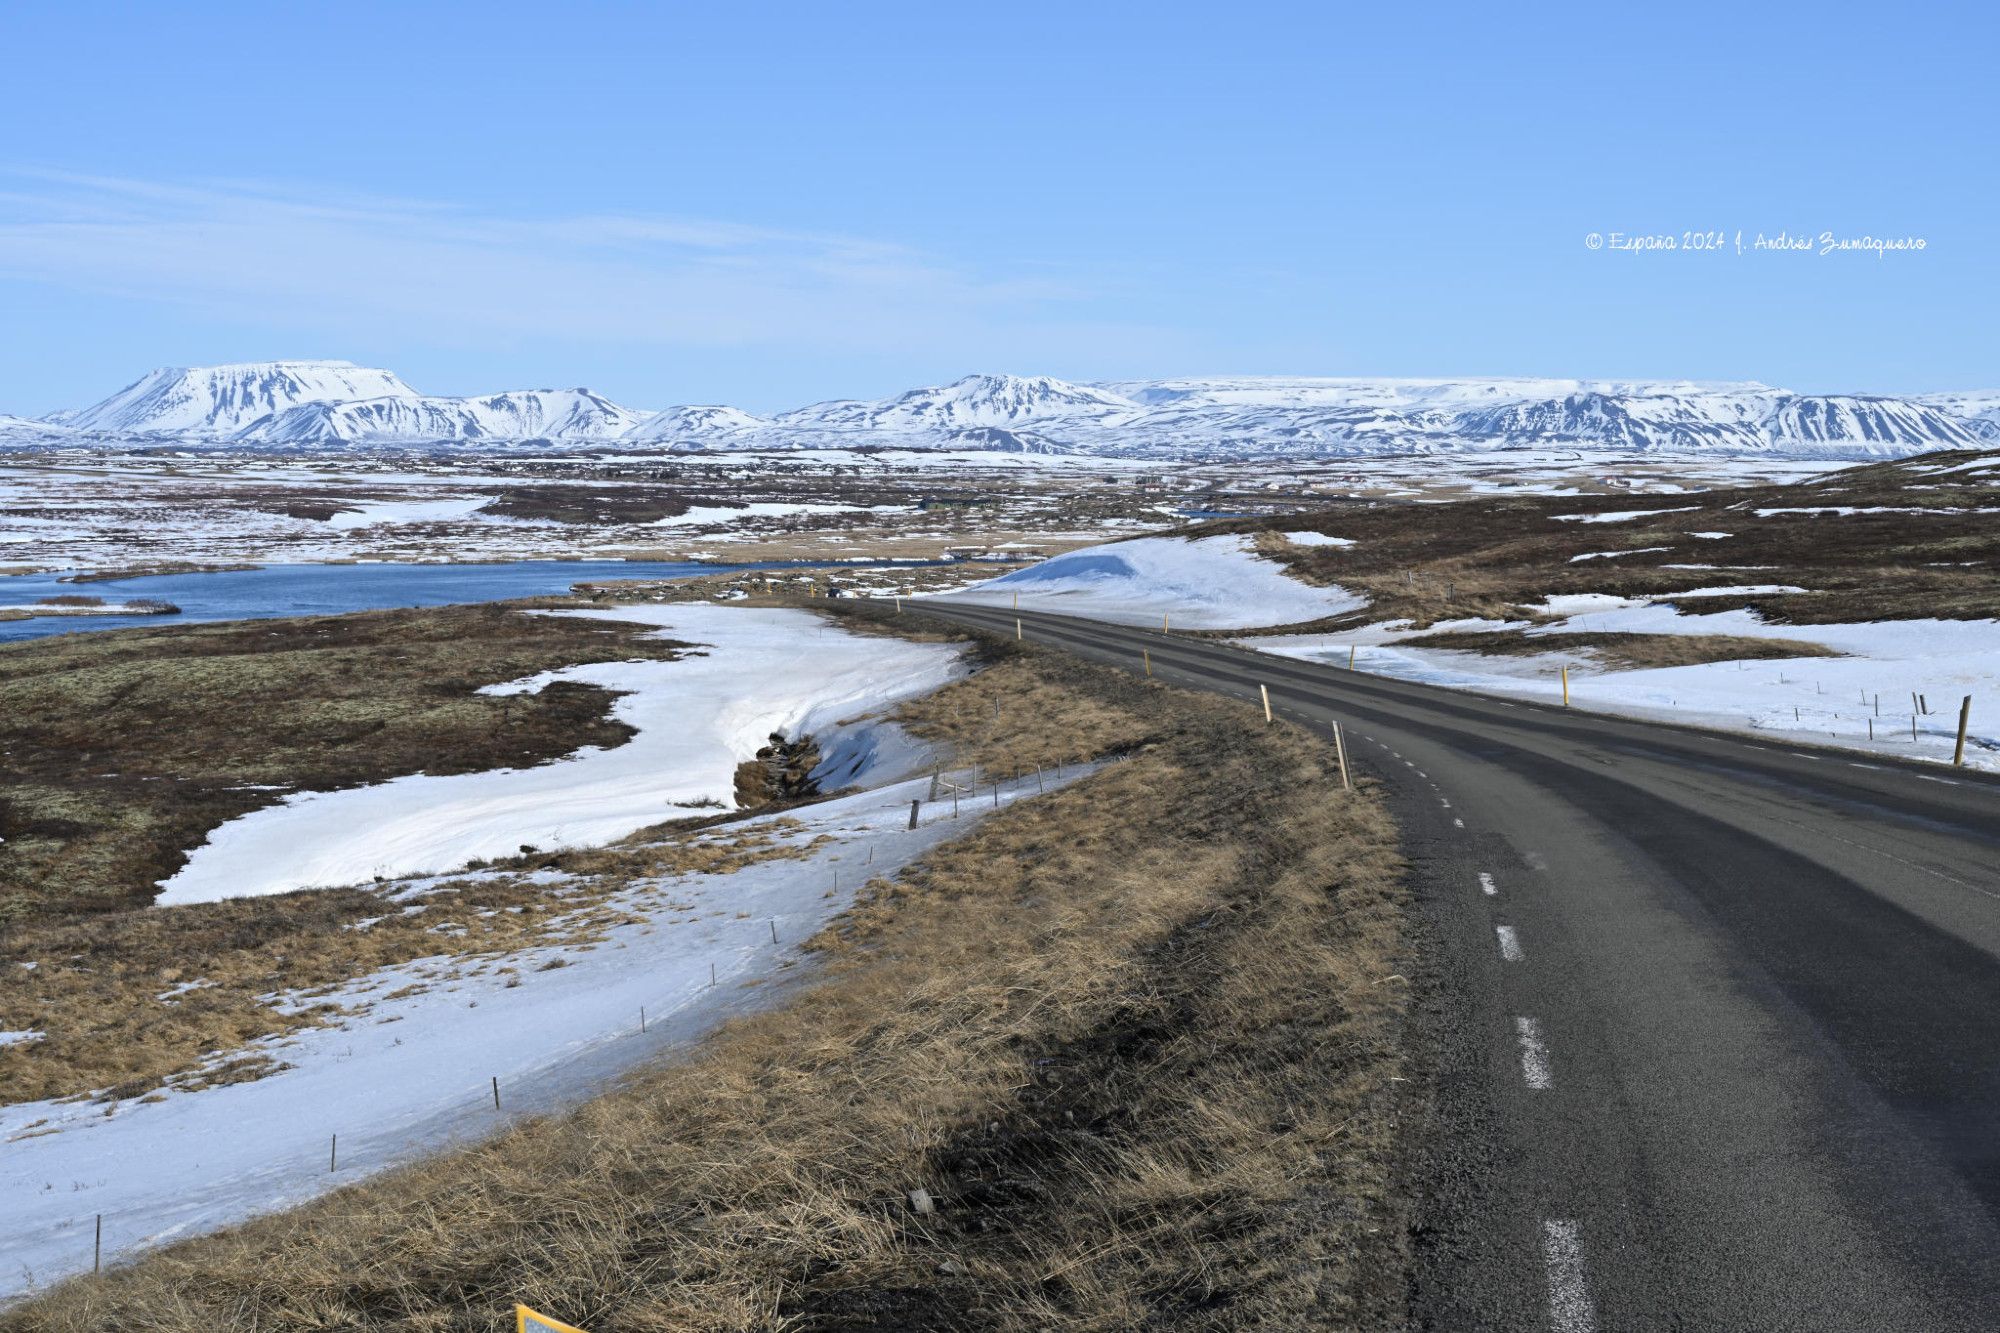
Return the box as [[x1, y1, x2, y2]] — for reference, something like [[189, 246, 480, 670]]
[[909, 599, 2000, 1332]]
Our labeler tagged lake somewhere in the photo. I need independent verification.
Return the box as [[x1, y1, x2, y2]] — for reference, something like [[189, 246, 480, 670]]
[[0, 560, 858, 643]]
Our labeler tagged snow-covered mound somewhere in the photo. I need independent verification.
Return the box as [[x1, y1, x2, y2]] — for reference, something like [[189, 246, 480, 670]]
[[942, 533, 1366, 629], [237, 389, 648, 444], [56, 361, 418, 437]]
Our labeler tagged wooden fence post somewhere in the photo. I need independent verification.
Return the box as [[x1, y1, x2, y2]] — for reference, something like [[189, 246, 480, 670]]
[[1955, 695, 1973, 766], [908, 798, 920, 829]]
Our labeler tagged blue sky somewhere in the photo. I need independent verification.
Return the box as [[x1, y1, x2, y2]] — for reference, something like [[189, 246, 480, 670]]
[[1, 1, 1993, 414]]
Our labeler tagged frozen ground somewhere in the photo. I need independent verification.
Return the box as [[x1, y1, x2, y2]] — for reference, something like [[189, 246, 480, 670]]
[[941, 533, 1365, 629], [158, 604, 967, 904], [1, 764, 1084, 1301]]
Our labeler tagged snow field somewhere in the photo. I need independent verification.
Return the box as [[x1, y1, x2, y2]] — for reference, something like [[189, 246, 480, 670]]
[[940, 533, 1365, 629], [1255, 603, 2000, 771], [157, 604, 966, 904]]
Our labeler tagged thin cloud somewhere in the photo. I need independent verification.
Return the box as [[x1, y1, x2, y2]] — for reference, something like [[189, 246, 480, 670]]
[[0, 171, 1126, 356]]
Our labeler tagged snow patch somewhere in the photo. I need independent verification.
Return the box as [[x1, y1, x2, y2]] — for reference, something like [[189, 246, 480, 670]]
[[154, 606, 966, 904], [1552, 507, 1701, 524], [941, 534, 1365, 629]]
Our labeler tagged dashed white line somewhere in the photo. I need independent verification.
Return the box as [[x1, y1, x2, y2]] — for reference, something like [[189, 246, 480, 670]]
[[1452, 817, 1465, 828], [1440, 797, 1452, 808], [1478, 872, 1498, 896], [1542, 1219, 1598, 1332], [1515, 1016, 1553, 1089], [1496, 925, 1524, 962]]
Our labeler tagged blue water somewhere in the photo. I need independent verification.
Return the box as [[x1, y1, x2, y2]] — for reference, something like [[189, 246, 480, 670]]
[[0, 560, 842, 644]]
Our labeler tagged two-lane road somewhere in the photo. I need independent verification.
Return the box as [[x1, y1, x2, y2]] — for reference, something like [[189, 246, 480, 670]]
[[911, 599, 2000, 1331]]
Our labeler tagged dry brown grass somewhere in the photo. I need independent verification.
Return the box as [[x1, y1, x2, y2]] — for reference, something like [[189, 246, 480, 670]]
[[1216, 447, 2000, 630], [0, 824, 820, 1107], [4, 634, 1410, 1332], [1396, 628, 1840, 671], [0, 602, 688, 931]]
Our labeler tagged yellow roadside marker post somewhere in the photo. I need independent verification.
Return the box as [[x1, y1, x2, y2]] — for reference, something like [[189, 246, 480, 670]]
[[517, 1306, 592, 1333]]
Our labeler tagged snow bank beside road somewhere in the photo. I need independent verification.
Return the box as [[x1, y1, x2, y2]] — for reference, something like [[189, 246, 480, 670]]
[[942, 533, 1365, 629], [1254, 605, 2000, 772], [156, 605, 965, 904]]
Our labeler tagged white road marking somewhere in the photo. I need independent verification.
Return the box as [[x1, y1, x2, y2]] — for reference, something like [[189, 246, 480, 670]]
[[1479, 872, 1498, 896], [1515, 1016, 1553, 1089], [1453, 817, 1465, 828], [1542, 1219, 1598, 1332], [1496, 925, 1524, 962], [1440, 798, 1452, 808]]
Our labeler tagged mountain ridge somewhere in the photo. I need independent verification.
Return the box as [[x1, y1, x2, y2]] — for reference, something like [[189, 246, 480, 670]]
[[11, 364, 1997, 458]]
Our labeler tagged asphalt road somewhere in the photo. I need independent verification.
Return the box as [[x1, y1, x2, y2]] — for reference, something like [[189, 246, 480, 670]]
[[910, 599, 2000, 1332]]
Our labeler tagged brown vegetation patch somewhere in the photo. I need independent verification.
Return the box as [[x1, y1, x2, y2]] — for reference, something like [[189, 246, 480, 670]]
[[1210, 447, 2000, 629], [0, 603, 687, 931], [1396, 629, 1840, 671], [59, 563, 261, 584], [0, 823, 820, 1107], [4, 634, 1410, 1331]]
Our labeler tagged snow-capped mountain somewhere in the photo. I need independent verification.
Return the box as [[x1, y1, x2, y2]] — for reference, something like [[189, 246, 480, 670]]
[[773, 374, 1137, 433], [12, 364, 1997, 458], [56, 360, 418, 437], [237, 389, 649, 444], [1916, 391, 2000, 441], [1759, 395, 1981, 449], [622, 404, 768, 444]]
